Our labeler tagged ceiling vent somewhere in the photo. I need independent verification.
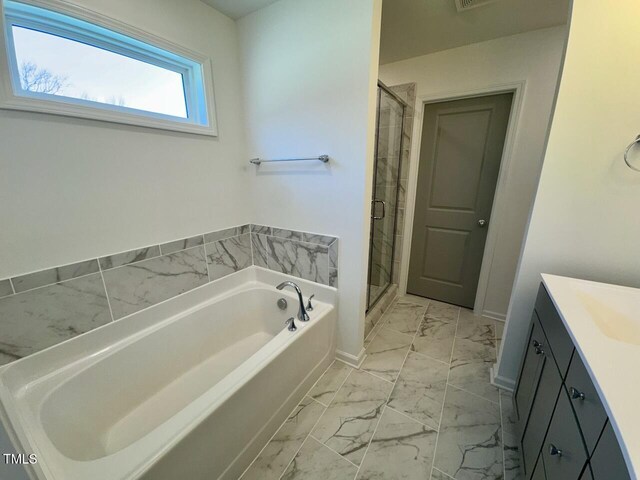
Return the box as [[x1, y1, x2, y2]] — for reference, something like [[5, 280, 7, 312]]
[[454, 0, 501, 12]]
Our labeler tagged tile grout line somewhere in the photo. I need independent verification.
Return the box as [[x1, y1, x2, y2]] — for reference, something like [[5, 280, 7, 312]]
[[308, 434, 360, 468], [277, 368, 355, 480], [429, 305, 461, 480], [433, 467, 456, 480], [96, 259, 115, 323], [408, 346, 452, 368], [352, 300, 427, 480], [445, 383, 500, 406], [202, 241, 212, 282], [237, 393, 324, 480], [385, 402, 439, 432], [8, 278, 15, 295], [305, 360, 342, 407], [10, 267, 104, 296]]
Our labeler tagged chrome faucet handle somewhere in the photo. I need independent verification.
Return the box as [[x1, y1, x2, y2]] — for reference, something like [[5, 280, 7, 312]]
[[285, 317, 297, 332], [306, 294, 315, 311], [276, 281, 310, 322]]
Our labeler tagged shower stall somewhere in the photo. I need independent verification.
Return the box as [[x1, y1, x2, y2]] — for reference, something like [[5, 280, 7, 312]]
[[366, 82, 406, 310]]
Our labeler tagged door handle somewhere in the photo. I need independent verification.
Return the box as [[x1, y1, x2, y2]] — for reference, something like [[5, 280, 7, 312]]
[[372, 200, 386, 220], [478, 219, 487, 228]]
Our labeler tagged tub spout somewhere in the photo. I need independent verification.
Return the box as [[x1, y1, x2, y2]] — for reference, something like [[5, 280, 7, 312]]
[[276, 281, 310, 322]]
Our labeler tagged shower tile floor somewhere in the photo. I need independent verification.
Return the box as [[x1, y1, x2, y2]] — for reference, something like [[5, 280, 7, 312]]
[[240, 295, 520, 480]]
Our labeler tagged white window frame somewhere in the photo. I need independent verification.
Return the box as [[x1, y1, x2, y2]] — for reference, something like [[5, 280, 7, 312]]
[[0, 0, 218, 136]]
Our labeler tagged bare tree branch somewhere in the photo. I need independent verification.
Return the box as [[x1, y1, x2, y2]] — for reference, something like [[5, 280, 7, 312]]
[[19, 61, 67, 94]]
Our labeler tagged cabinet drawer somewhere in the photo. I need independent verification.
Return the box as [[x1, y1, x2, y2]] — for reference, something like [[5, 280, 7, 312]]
[[521, 343, 562, 476], [565, 351, 607, 455], [515, 312, 547, 426], [535, 284, 575, 377], [542, 388, 588, 479], [590, 421, 630, 480]]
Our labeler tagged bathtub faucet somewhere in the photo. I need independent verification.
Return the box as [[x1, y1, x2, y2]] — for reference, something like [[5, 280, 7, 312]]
[[276, 281, 310, 322]]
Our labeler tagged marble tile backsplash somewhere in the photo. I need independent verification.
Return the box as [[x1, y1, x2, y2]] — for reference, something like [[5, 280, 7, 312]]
[[249, 225, 338, 288], [0, 224, 338, 365]]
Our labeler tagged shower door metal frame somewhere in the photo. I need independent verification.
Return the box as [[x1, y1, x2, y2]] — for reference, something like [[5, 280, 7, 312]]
[[366, 81, 407, 312]]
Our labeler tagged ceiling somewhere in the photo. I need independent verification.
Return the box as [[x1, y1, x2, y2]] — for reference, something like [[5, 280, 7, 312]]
[[380, 0, 570, 64], [201, 0, 279, 20]]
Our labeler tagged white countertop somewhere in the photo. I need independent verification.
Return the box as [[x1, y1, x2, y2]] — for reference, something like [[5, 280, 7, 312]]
[[541, 274, 640, 480]]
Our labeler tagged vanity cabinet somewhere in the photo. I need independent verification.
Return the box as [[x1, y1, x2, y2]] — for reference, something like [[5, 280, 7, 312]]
[[513, 284, 631, 480]]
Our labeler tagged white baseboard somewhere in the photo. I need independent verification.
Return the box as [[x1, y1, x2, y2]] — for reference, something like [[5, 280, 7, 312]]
[[490, 365, 515, 392], [336, 348, 366, 369], [482, 310, 506, 322]]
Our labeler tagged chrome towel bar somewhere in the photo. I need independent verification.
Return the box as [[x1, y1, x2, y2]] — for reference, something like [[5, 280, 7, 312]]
[[249, 155, 329, 165], [624, 135, 640, 172]]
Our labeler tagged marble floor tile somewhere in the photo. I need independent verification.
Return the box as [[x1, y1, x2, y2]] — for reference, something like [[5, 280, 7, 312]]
[[311, 369, 392, 465], [357, 407, 437, 480], [451, 337, 496, 364], [500, 391, 517, 438], [457, 310, 496, 347], [364, 321, 383, 349], [503, 432, 522, 480], [412, 318, 457, 363], [425, 301, 460, 323], [308, 361, 352, 406], [448, 338, 499, 403], [282, 436, 357, 480], [361, 327, 413, 382], [241, 396, 325, 480], [388, 351, 448, 429], [448, 358, 499, 404], [383, 302, 427, 336], [434, 386, 503, 480], [431, 468, 456, 479], [397, 294, 431, 307]]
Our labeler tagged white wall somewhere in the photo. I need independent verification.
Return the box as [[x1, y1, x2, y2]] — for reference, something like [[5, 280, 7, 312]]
[[379, 26, 567, 319], [238, 0, 382, 360], [497, 0, 640, 384], [0, 0, 250, 279]]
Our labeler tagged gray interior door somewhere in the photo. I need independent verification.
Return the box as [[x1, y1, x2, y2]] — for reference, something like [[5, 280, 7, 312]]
[[407, 93, 512, 308]]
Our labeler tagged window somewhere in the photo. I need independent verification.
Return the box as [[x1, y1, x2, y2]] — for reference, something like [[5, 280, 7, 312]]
[[0, 0, 216, 135]]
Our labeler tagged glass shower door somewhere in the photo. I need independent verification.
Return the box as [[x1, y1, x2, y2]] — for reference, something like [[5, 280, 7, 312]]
[[367, 86, 405, 310]]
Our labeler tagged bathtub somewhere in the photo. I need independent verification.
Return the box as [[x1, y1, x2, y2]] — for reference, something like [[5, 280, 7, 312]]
[[0, 267, 337, 480]]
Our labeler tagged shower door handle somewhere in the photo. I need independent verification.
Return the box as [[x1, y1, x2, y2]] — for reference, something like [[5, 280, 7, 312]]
[[372, 200, 386, 220]]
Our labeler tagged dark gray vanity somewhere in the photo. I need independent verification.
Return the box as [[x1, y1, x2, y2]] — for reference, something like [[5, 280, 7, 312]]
[[513, 283, 632, 480]]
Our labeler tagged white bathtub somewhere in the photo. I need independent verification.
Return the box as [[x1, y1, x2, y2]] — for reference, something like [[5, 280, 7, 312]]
[[0, 267, 337, 480]]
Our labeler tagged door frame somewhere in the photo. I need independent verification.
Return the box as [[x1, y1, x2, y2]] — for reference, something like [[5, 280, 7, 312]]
[[399, 81, 526, 319]]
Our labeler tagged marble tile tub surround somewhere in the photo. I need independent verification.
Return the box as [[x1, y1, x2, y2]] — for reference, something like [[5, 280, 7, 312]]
[[241, 296, 515, 480], [0, 223, 338, 366], [250, 224, 339, 288]]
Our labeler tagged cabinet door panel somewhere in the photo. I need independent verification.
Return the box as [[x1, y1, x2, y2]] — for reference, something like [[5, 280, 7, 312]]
[[579, 465, 593, 480], [515, 312, 546, 426], [565, 351, 607, 455], [535, 284, 574, 377], [521, 345, 562, 476], [532, 454, 547, 480], [543, 388, 588, 479], [590, 421, 630, 480]]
